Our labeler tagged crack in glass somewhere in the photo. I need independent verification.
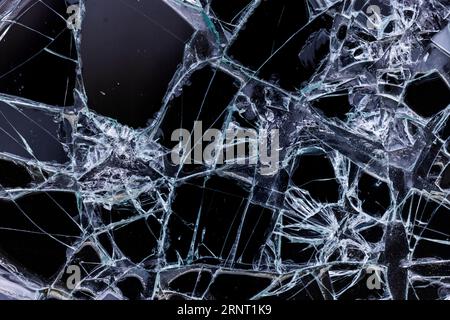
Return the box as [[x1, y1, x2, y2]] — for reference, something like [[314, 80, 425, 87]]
[[0, 0, 449, 300]]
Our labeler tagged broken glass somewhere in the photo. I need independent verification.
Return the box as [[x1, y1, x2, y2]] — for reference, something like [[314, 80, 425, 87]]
[[0, 0, 449, 300]]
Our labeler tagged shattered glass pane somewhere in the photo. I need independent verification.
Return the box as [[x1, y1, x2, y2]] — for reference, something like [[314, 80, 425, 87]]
[[0, 0, 449, 301]]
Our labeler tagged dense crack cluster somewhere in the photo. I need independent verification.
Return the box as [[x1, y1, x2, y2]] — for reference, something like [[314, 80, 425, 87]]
[[0, 0, 450, 300]]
